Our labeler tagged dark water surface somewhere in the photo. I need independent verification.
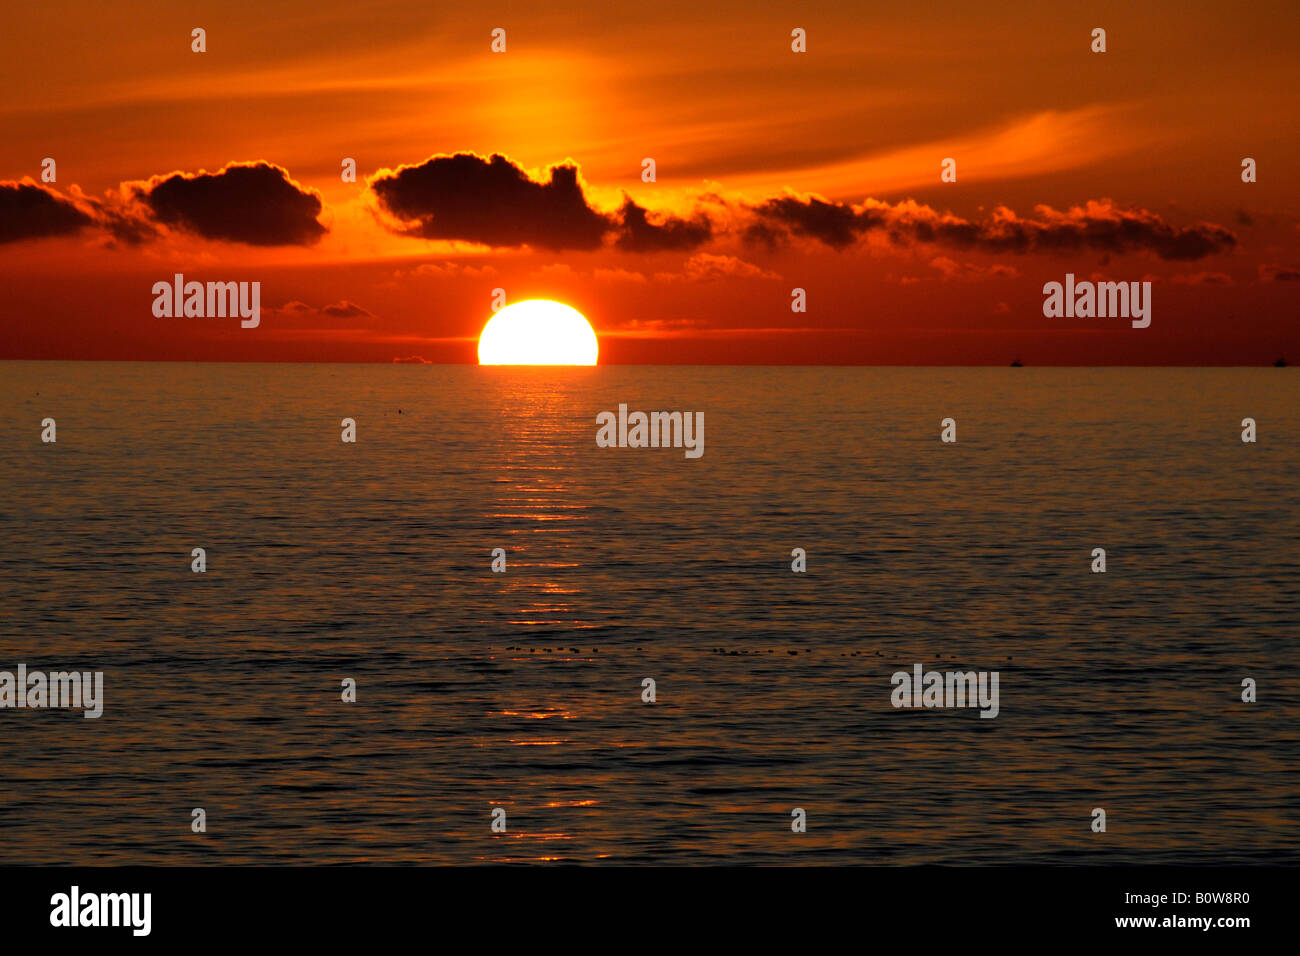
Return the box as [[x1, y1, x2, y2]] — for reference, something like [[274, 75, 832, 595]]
[[1, 363, 1296, 864]]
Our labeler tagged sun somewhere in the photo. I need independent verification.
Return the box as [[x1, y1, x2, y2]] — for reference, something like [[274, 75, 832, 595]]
[[478, 300, 598, 365]]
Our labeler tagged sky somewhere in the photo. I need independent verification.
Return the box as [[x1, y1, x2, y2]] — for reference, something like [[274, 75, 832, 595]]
[[1, 0, 1297, 364]]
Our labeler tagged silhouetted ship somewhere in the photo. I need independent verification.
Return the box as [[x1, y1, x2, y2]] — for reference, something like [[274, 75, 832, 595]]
[[1010, 358, 1023, 367], [1275, 357, 1288, 367]]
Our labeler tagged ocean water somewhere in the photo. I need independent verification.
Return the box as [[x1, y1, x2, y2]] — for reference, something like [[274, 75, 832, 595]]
[[0, 362, 1296, 865]]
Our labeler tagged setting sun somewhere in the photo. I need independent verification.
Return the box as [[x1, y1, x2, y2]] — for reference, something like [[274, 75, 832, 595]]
[[478, 300, 599, 365]]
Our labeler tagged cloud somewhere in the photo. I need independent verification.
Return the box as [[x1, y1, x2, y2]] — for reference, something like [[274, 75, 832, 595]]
[[1169, 272, 1234, 286], [370, 153, 715, 253], [321, 300, 374, 318], [531, 262, 576, 279], [262, 299, 375, 324], [363, 151, 1237, 265], [613, 198, 713, 251], [1259, 263, 1300, 282], [1, 153, 1243, 273], [267, 300, 315, 315], [748, 194, 864, 249], [928, 256, 1019, 280], [659, 253, 781, 281], [744, 193, 1237, 261], [392, 355, 432, 363], [0, 180, 156, 246], [128, 162, 326, 245], [592, 267, 648, 283], [403, 261, 498, 278], [370, 152, 610, 250], [717, 106, 1155, 200], [0, 181, 97, 244], [526, 263, 648, 283]]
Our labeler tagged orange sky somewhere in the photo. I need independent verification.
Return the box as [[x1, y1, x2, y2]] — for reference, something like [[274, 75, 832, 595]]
[[2, 0, 1297, 364]]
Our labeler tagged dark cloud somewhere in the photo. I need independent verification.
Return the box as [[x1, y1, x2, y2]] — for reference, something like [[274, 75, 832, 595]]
[[749, 195, 874, 249], [262, 299, 376, 325], [321, 300, 373, 318], [745, 195, 1237, 261], [0, 181, 96, 244], [0, 154, 1243, 270], [1259, 263, 1300, 282], [93, 206, 158, 245], [741, 220, 787, 250], [131, 162, 326, 245], [1170, 271, 1235, 286], [613, 198, 712, 251], [370, 152, 610, 250]]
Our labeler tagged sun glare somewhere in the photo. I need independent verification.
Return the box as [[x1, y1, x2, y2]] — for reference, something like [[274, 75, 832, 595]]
[[477, 300, 598, 365]]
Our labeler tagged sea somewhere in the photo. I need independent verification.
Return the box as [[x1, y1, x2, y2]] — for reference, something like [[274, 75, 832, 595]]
[[0, 362, 1296, 864]]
